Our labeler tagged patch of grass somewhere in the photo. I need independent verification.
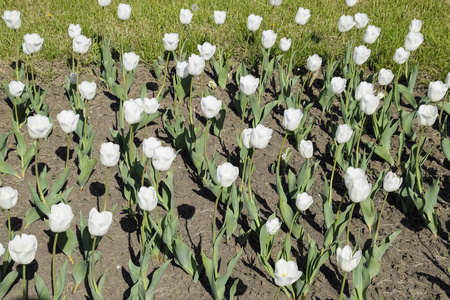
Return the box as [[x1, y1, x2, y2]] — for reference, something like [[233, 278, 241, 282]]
[[0, 0, 449, 80]]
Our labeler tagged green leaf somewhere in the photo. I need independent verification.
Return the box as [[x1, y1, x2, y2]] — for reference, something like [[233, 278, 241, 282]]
[[50, 167, 70, 195], [424, 179, 439, 214], [77, 158, 98, 189], [218, 64, 231, 89], [441, 137, 450, 162], [72, 261, 88, 291], [57, 229, 77, 263], [0, 271, 18, 299], [0, 159, 20, 178], [34, 273, 51, 300], [145, 260, 172, 300], [55, 260, 68, 299], [173, 238, 197, 276]]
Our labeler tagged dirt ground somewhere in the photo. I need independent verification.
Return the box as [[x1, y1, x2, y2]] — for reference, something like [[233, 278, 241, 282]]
[[0, 57, 449, 300]]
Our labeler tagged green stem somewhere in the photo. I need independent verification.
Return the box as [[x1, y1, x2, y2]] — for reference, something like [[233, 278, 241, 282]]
[[121, 71, 127, 131], [141, 158, 148, 187], [204, 119, 210, 162], [143, 114, 149, 139], [328, 145, 339, 205], [201, 71, 204, 97], [141, 211, 147, 258], [346, 203, 356, 245], [8, 209, 11, 241], [155, 171, 161, 226], [298, 73, 310, 108], [83, 99, 89, 147], [416, 126, 425, 194], [373, 192, 389, 245], [289, 211, 300, 237], [23, 264, 27, 300], [247, 150, 256, 204], [30, 54, 37, 98], [345, 66, 357, 114], [15, 30, 19, 81], [243, 33, 251, 62], [188, 76, 194, 125], [274, 286, 281, 300], [91, 236, 99, 293], [103, 167, 110, 211], [35, 139, 46, 204], [76, 54, 81, 111], [52, 233, 59, 297], [13, 97, 20, 130], [212, 187, 223, 244], [338, 272, 347, 300], [65, 133, 71, 171], [276, 132, 289, 174], [239, 148, 249, 195], [439, 92, 448, 127], [355, 115, 366, 168], [156, 53, 170, 100], [238, 95, 249, 141]]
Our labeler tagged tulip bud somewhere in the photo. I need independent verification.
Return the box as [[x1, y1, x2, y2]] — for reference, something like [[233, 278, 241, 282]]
[[331, 77, 347, 94], [201, 96, 222, 119], [188, 54, 205, 76], [176, 61, 189, 79], [360, 93, 380, 115], [214, 11, 226, 25], [354, 13, 369, 29], [335, 124, 353, 144], [57, 110, 80, 134], [117, 3, 131, 20], [8, 234, 38, 265], [378, 68, 394, 86], [123, 52, 139, 72], [279, 38, 292, 52], [299, 140, 313, 159], [152, 146, 177, 172], [393, 47, 410, 65], [70, 73, 77, 85], [88, 208, 113, 236], [306, 54, 322, 72], [337, 245, 362, 272], [162, 33, 179, 51], [274, 259, 302, 287], [48, 203, 74, 233], [143, 97, 160, 114], [100, 142, 120, 167], [9, 80, 25, 97], [2, 10, 21, 29], [345, 0, 357, 7], [250, 124, 273, 149], [68, 24, 82, 39], [265, 218, 281, 235], [409, 19, 422, 33], [198, 42, 216, 60], [355, 81, 374, 101], [0, 186, 18, 210], [239, 75, 259, 96], [404, 32, 423, 52], [283, 108, 303, 131], [262, 30, 277, 49], [23, 33, 44, 54], [216, 162, 239, 188], [27, 115, 52, 139], [353, 45, 371, 65], [124, 99, 144, 124], [270, 0, 283, 6], [295, 7, 311, 25], [363, 25, 381, 44], [416, 105, 438, 126], [242, 128, 253, 149], [338, 15, 356, 33], [349, 177, 372, 203], [383, 171, 403, 192], [138, 186, 158, 212], [427, 81, 448, 102], [142, 137, 161, 159], [296, 192, 313, 211], [247, 14, 263, 32], [78, 81, 97, 100], [180, 8, 193, 24]]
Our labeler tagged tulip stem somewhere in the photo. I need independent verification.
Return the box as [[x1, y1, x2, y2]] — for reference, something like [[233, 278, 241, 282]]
[[276, 132, 289, 174], [239, 148, 249, 196], [76, 54, 81, 111], [52, 232, 59, 297], [439, 91, 448, 127], [13, 97, 20, 130], [91, 235, 99, 293], [373, 192, 389, 246], [415, 126, 425, 195], [103, 167, 110, 211], [338, 272, 347, 300], [156, 53, 170, 100], [346, 203, 356, 245], [243, 33, 251, 62], [204, 119, 210, 162], [274, 287, 281, 300], [289, 211, 300, 237], [188, 76, 194, 126], [212, 187, 223, 245], [30, 54, 37, 98], [238, 95, 249, 142], [65, 133, 71, 172], [15, 30, 19, 81], [7, 209, 11, 241], [141, 158, 148, 187], [23, 264, 27, 300], [83, 99, 89, 147], [34, 139, 46, 204], [121, 71, 127, 132], [345, 66, 357, 114], [247, 150, 256, 204], [201, 71, 204, 98], [298, 73, 310, 109], [328, 145, 339, 205], [155, 171, 161, 226], [141, 211, 147, 259], [355, 115, 366, 168]]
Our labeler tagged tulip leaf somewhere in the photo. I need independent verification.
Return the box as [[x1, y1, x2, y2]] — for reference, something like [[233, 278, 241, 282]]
[[57, 229, 77, 263], [424, 179, 439, 214], [0, 159, 19, 178], [213, 104, 226, 137], [225, 206, 238, 239], [77, 157, 98, 189], [173, 238, 197, 276], [0, 131, 11, 160], [215, 249, 243, 300], [0, 270, 18, 299], [97, 265, 112, 293], [34, 273, 51, 300], [441, 137, 450, 162], [54, 260, 68, 299], [72, 261, 88, 292], [398, 84, 417, 108], [50, 167, 69, 195], [145, 259, 171, 300], [352, 255, 370, 300]]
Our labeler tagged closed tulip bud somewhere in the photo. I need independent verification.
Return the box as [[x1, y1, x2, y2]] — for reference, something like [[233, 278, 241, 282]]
[[270, 0, 283, 6], [2, 10, 21, 29], [9, 80, 25, 97], [265, 218, 281, 235], [355, 81, 374, 101], [27, 115, 52, 139], [138, 186, 158, 212], [247, 14, 263, 32], [123, 52, 139, 72], [393, 47, 410, 65], [378, 68, 394, 86], [409, 18, 422, 33], [68, 24, 82, 39], [274, 259, 302, 287], [354, 13, 369, 29], [142, 137, 161, 159], [279, 38, 292, 52], [143, 97, 159, 114], [176, 61, 189, 78], [338, 15, 356, 33], [163, 33, 179, 51], [180, 8, 193, 24], [360, 93, 380, 115], [306, 54, 322, 72], [188, 54, 205, 76], [383, 171, 403, 192], [152, 146, 176, 172], [23, 33, 44, 54], [214, 11, 226, 25], [124, 99, 144, 124], [283, 108, 303, 131], [117, 3, 131, 20], [404, 32, 423, 52], [353, 45, 371, 65], [296, 192, 313, 211], [69, 73, 77, 85], [88, 208, 113, 236], [100, 142, 120, 167], [344, 167, 366, 190], [337, 245, 362, 272], [262, 30, 277, 49], [98, 0, 111, 7], [416, 105, 438, 126], [345, 0, 357, 7], [78, 81, 97, 100], [198, 42, 216, 60], [299, 140, 313, 159], [331, 77, 347, 94], [0, 186, 18, 210], [349, 177, 371, 203], [239, 75, 259, 95], [242, 128, 253, 149], [250, 124, 273, 149], [216, 162, 239, 188], [201, 96, 222, 119], [335, 124, 353, 144], [363, 25, 381, 44], [57, 110, 80, 134], [8, 234, 38, 265], [295, 7, 311, 25], [427, 81, 448, 102], [48, 203, 74, 233]]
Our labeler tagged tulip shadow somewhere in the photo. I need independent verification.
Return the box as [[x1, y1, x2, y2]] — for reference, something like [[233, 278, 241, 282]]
[[43, 230, 64, 254], [241, 254, 272, 282], [55, 146, 74, 163], [5, 217, 23, 232], [16, 260, 39, 281], [89, 181, 106, 211], [319, 263, 343, 296], [30, 162, 49, 176], [416, 271, 450, 298]]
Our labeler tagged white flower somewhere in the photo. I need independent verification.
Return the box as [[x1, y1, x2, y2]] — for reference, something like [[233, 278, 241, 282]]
[[188, 54, 205, 76], [393, 47, 410, 65], [345, 0, 357, 7], [152, 146, 177, 172], [446, 73, 450, 87], [353, 45, 371, 65], [100, 142, 120, 167], [88, 208, 113, 236], [354, 13, 369, 29], [283, 108, 303, 131], [23, 33, 44, 54], [360, 93, 380, 115], [241, 128, 253, 149], [355, 81, 374, 101], [378, 68, 394, 86], [249, 124, 273, 149], [383, 171, 403, 192], [117, 3, 131, 20], [2, 10, 21, 29], [123, 52, 139, 72], [428, 81, 448, 102], [270, 0, 283, 6], [348, 177, 372, 203], [409, 19, 422, 33], [68, 24, 82, 39], [8, 234, 38, 265], [247, 14, 263, 32], [124, 98, 144, 124], [138, 186, 158, 212], [143, 97, 160, 114], [337, 245, 362, 272], [214, 11, 226, 25], [180, 8, 193, 24], [216, 162, 239, 188], [0, 186, 18, 210], [98, 0, 112, 7], [57, 110, 80, 134], [265, 218, 281, 235], [142, 137, 161, 159], [299, 140, 313, 159], [404, 32, 423, 52], [78, 81, 97, 100], [261, 30, 277, 49], [0, 243, 4, 257], [338, 15, 356, 33], [197, 42, 216, 60], [331, 77, 347, 94], [8, 80, 25, 97], [416, 105, 438, 126], [295, 7, 311, 25], [306, 54, 322, 72], [363, 25, 381, 44], [27, 115, 52, 139], [48, 203, 74, 233], [176, 61, 189, 79], [201, 96, 222, 119], [295, 192, 313, 211], [274, 259, 302, 287], [279, 38, 292, 52], [335, 124, 353, 144], [345, 167, 366, 190], [239, 75, 259, 96], [163, 33, 179, 51]]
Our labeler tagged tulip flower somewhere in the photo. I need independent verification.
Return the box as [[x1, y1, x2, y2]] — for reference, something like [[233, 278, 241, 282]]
[[393, 47, 410, 64], [274, 259, 302, 287], [331, 77, 347, 94], [353, 45, 371, 65], [355, 81, 374, 101], [338, 15, 356, 33], [78, 81, 97, 100], [306, 54, 322, 72], [249, 124, 273, 149], [123, 51, 139, 72], [216, 162, 239, 188], [364, 25, 381, 44], [282, 108, 303, 131], [117, 3, 131, 20], [99, 142, 120, 209], [123, 99, 144, 125], [345, 0, 357, 7], [261, 30, 277, 49], [73, 34, 91, 55], [98, 0, 111, 7], [68, 24, 82, 38], [265, 218, 281, 235], [180, 8, 193, 24], [404, 32, 424, 52], [143, 97, 159, 115], [138, 186, 158, 212], [348, 177, 372, 203], [354, 13, 369, 29], [299, 140, 314, 159], [344, 167, 366, 190], [27, 115, 52, 139], [242, 128, 253, 149], [417, 105, 438, 126], [176, 61, 189, 79], [427, 81, 448, 102], [162, 33, 179, 51], [378, 68, 394, 86], [2, 10, 21, 29], [142, 137, 162, 159], [201, 96, 222, 119], [188, 53, 205, 76], [295, 7, 311, 25], [8, 80, 25, 98], [0, 186, 18, 210], [247, 14, 263, 32], [152, 146, 176, 172], [23, 33, 44, 54], [198, 42, 216, 60], [296, 192, 313, 211], [239, 75, 259, 96], [383, 171, 403, 192], [270, 0, 283, 6], [336, 124, 353, 144], [48, 203, 74, 233], [336, 245, 361, 299], [214, 11, 226, 25], [409, 18, 422, 33], [360, 93, 380, 115], [279, 37, 292, 52]]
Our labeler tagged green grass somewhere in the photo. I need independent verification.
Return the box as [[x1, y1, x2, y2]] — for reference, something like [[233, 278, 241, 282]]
[[1, 0, 449, 80]]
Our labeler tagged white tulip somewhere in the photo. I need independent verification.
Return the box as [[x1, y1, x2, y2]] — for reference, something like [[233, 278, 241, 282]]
[[214, 11, 226, 25], [23, 33, 44, 54], [283, 108, 303, 131], [142, 137, 161, 159], [123, 52, 139, 72], [48, 203, 74, 233], [427, 81, 448, 102], [152, 146, 177, 172], [355, 81, 374, 101], [188, 54, 205, 76], [247, 14, 263, 32], [98, 0, 111, 7], [216, 162, 239, 188], [2, 10, 21, 29], [239, 75, 259, 96], [249, 124, 273, 149], [404, 32, 423, 52], [274, 259, 302, 287], [68, 24, 82, 39], [335, 124, 353, 144], [27, 115, 52, 139], [201, 96, 222, 119], [378, 68, 394, 86], [363, 25, 381, 44], [88, 208, 113, 236], [349, 177, 372, 203], [117, 3, 131, 20], [337, 245, 362, 272], [344, 167, 366, 190], [78, 81, 97, 100], [393, 47, 410, 65], [143, 97, 160, 114], [295, 7, 311, 25], [100, 142, 120, 167], [265, 218, 281, 235], [0, 186, 18, 210], [306, 54, 322, 72], [416, 105, 438, 126], [299, 140, 313, 159], [138, 186, 158, 212], [241, 128, 253, 149], [176, 61, 189, 79], [353, 45, 371, 65], [360, 93, 380, 115], [197, 42, 216, 60], [295, 192, 313, 211], [8, 234, 38, 265], [57, 110, 80, 134], [409, 19, 422, 33], [261, 30, 277, 49], [345, 0, 357, 7], [331, 77, 347, 94], [8, 80, 25, 97], [383, 171, 403, 192], [338, 15, 356, 33], [270, 0, 283, 6], [180, 8, 193, 24], [162, 33, 179, 51], [354, 13, 369, 29], [279, 38, 292, 52]]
